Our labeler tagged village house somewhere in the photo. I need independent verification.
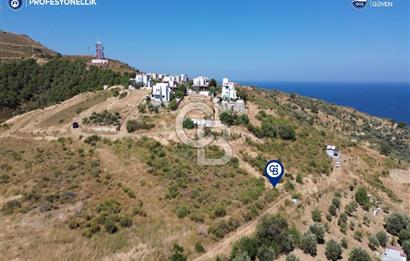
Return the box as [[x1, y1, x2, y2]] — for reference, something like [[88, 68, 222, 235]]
[[151, 82, 170, 103], [193, 76, 210, 88], [221, 77, 238, 100], [135, 73, 152, 87]]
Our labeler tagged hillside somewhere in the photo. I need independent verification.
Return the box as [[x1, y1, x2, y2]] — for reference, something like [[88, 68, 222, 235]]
[[0, 31, 59, 60], [0, 85, 409, 261], [0, 31, 136, 73]]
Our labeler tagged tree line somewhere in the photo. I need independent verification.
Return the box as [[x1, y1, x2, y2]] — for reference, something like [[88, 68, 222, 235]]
[[0, 59, 132, 121]]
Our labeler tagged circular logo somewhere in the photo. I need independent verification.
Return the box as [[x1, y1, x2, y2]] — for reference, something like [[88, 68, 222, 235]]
[[264, 160, 284, 178], [9, 0, 23, 10], [351, 0, 368, 9]]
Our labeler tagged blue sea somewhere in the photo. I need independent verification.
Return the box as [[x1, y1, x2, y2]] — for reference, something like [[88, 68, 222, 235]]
[[240, 82, 410, 124]]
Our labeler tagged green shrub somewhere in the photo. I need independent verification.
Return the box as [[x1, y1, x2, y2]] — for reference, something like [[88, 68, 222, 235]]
[[301, 232, 317, 256], [353, 231, 363, 242], [104, 219, 118, 234], [311, 209, 322, 222], [368, 235, 380, 250], [257, 245, 275, 261], [341, 238, 348, 249], [126, 117, 155, 133], [194, 242, 205, 253], [278, 125, 296, 140], [348, 248, 371, 261], [176, 206, 190, 218], [325, 239, 342, 261], [286, 254, 300, 261], [355, 187, 370, 210], [385, 212, 410, 236], [84, 135, 101, 146], [309, 223, 326, 244], [168, 100, 178, 111], [118, 216, 132, 228], [402, 240, 410, 259], [230, 236, 260, 260], [376, 231, 388, 247], [182, 118, 196, 129], [255, 214, 293, 254], [212, 204, 226, 218], [169, 244, 187, 261]]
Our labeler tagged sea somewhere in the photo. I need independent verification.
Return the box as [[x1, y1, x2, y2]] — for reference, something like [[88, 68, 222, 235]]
[[240, 82, 410, 124]]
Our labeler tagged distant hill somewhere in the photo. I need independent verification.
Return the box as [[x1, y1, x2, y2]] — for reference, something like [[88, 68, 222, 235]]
[[0, 31, 136, 74], [0, 31, 59, 60]]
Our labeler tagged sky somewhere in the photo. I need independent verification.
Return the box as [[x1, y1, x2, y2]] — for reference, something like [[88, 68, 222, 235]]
[[1, 0, 409, 82]]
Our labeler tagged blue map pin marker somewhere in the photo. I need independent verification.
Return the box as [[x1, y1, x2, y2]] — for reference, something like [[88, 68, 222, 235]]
[[264, 160, 285, 187]]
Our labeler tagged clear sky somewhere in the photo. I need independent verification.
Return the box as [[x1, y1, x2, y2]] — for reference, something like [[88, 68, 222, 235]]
[[1, 0, 409, 82]]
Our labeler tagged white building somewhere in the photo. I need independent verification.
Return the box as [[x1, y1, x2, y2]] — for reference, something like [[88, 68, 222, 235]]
[[151, 83, 170, 102], [135, 74, 152, 87], [326, 145, 340, 158], [91, 59, 109, 65], [221, 77, 237, 100], [382, 246, 407, 261], [193, 76, 210, 87]]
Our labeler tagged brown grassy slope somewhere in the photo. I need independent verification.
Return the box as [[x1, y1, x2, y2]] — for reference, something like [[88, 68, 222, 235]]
[[0, 31, 58, 60]]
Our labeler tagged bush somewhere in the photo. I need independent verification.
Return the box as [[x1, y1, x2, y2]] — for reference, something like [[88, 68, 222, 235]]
[[126, 117, 155, 133], [182, 118, 196, 129], [385, 212, 410, 236], [301, 232, 317, 256], [399, 228, 410, 243], [232, 253, 251, 261], [278, 125, 296, 140], [257, 245, 275, 261], [348, 248, 371, 261], [376, 231, 388, 247], [311, 209, 322, 222], [355, 187, 370, 210], [119, 216, 133, 228], [104, 219, 118, 234], [168, 100, 178, 111], [176, 206, 190, 218], [402, 240, 410, 259], [219, 111, 249, 126], [84, 135, 101, 146], [169, 244, 187, 261], [230, 236, 259, 260], [325, 239, 342, 261], [341, 238, 348, 249], [309, 223, 326, 244], [286, 254, 300, 261], [353, 231, 363, 242], [212, 204, 226, 218], [368, 235, 380, 250], [328, 204, 337, 217], [194, 242, 205, 253], [255, 214, 293, 254]]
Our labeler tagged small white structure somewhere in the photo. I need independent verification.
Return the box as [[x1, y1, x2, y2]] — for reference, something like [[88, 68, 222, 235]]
[[326, 145, 340, 158], [382, 246, 407, 261], [193, 76, 210, 87], [135, 74, 152, 87], [221, 77, 237, 100], [91, 59, 109, 65], [151, 83, 170, 102]]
